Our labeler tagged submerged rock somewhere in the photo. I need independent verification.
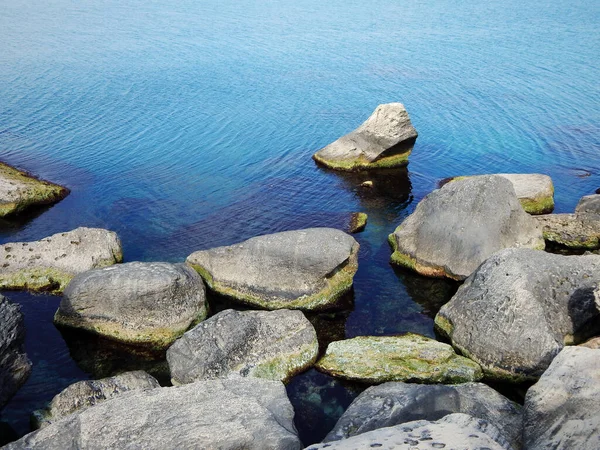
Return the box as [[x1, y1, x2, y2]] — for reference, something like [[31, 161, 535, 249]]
[[0, 227, 123, 293], [54, 262, 207, 349], [347, 212, 367, 233], [0, 295, 32, 410], [523, 347, 600, 450], [389, 175, 544, 280], [167, 309, 318, 384], [31, 371, 160, 429], [435, 248, 600, 382], [315, 334, 482, 384], [6, 378, 302, 450], [186, 228, 359, 310], [0, 162, 69, 217], [312, 103, 417, 171], [306, 413, 512, 450]]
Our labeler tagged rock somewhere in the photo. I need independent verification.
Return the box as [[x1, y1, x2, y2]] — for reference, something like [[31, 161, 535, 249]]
[[54, 262, 207, 349], [389, 175, 544, 280], [348, 212, 367, 233], [523, 347, 600, 449], [360, 180, 373, 188], [305, 413, 512, 450], [186, 228, 359, 310], [0, 227, 122, 293], [435, 248, 600, 382], [312, 103, 418, 172], [31, 371, 160, 429], [314, 334, 482, 384], [0, 162, 69, 217], [323, 381, 522, 449], [579, 336, 600, 349], [535, 214, 600, 250], [0, 295, 32, 410], [576, 194, 600, 218], [167, 309, 318, 384], [5, 378, 302, 450]]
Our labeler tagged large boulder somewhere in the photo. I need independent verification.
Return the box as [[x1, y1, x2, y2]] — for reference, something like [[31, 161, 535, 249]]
[[314, 334, 482, 384], [5, 378, 302, 450], [186, 228, 359, 310], [523, 347, 600, 449], [435, 248, 600, 382], [305, 413, 512, 450], [31, 371, 160, 429], [0, 295, 32, 410], [0, 161, 69, 217], [324, 382, 522, 448], [389, 175, 544, 280], [167, 309, 318, 383], [54, 262, 208, 349], [312, 103, 418, 171], [0, 227, 122, 293]]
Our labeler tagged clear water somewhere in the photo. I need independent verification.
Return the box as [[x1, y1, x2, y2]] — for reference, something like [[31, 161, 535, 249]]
[[0, 0, 599, 445]]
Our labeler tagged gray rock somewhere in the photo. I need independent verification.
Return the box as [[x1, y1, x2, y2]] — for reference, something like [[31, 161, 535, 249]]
[[0, 295, 32, 410], [0, 161, 69, 217], [306, 413, 512, 450], [315, 334, 482, 384], [54, 262, 207, 349], [523, 346, 600, 450], [312, 103, 418, 171], [0, 227, 123, 293], [576, 194, 600, 218], [167, 309, 318, 383], [6, 377, 302, 450], [535, 213, 600, 250], [389, 175, 545, 280], [186, 228, 359, 310], [31, 371, 160, 429], [435, 248, 600, 382], [324, 382, 522, 449]]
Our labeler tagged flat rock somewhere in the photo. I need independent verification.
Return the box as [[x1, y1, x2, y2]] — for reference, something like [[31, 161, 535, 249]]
[[523, 347, 600, 449], [54, 262, 208, 349], [389, 175, 544, 280], [306, 413, 512, 450], [167, 309, 318, 383], [0, 295, 32, 410], [0, 227, 122, 293], [435, 248, 600, 382], [324, 381, 522, 449], [312, 103, 418, 171], [535, 213, 600, 250], [31, 371, 160, 429], [0, 162, 69, 217], [5, 378, 302, 450], [315, 334, 482, 384], [186, 228, 359, 310]]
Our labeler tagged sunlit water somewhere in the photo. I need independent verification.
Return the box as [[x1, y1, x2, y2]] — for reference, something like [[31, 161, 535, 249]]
[[0, 0, 599, 445]]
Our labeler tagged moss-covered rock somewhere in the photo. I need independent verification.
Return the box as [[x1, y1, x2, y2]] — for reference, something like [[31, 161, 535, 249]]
[[348, 212, 368, 233], [315, 334, 482, 384], [0, 162, 69, 217], [536, 213, 600, 250]]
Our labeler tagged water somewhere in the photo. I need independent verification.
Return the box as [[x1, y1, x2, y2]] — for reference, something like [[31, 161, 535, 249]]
[[0, 0, 599, 444]]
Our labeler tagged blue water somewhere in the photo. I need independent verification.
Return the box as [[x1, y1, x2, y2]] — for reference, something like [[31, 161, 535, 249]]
[[1, 0, 599, 444]]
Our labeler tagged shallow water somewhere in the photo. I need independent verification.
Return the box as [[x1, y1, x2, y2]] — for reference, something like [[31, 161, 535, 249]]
[[0, 0, 599, 444]]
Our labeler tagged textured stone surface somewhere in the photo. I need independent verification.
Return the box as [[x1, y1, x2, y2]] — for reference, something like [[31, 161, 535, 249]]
[[390, 175, 544, 280], [536, 213, 600, 250], [0, 162, 69, 217], [306, 413, 512, 450], [187, 228, 359, 310], [31, 371, 160, 429], [55, 262, 207, 349], [167, 309, 318, 383], [0, 227, 122, 293], [524, 347, 600, 450], [576, 194, 600, 218], [0, 295, 32, 410], [6, 378, 302, 450], [312, 103, 417, 171], [435, 248, 600, 382], [579, 336, 600, 349], [315, 334, 482, 384], [348, 212, 367, 233]]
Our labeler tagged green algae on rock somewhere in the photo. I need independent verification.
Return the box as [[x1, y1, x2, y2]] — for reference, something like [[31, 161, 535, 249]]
[[186, 228, 359, 311], [315, 334, 482, 384], [0, 162, 69, 217], [348, 212, 368, 233], [312, 103, 417, 172]]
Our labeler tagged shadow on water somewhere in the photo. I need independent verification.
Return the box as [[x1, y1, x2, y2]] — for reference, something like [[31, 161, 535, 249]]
[[0, 204, 56, 233]]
